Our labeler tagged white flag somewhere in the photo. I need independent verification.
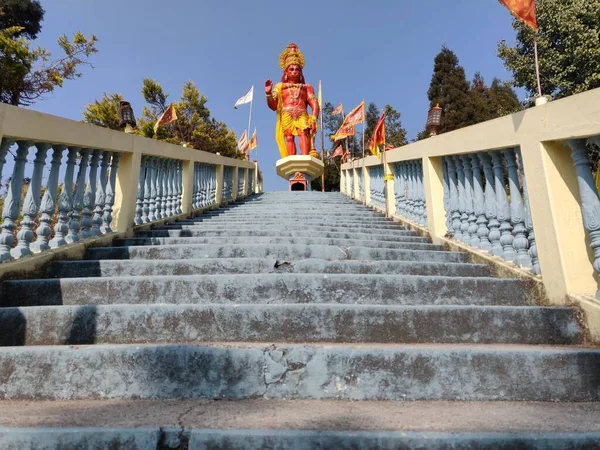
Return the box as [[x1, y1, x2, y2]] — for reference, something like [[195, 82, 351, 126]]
[[234, 86, 253, 109]]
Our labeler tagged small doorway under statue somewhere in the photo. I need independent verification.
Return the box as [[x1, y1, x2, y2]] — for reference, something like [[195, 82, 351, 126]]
[[289, 171, 308, 191]]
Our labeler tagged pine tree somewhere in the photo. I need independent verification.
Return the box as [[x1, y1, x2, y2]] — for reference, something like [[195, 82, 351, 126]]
[[426, 46, 473, 134]]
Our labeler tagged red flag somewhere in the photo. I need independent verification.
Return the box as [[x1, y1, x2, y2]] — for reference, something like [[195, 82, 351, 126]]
[[332, 103, 343, 115], [384, 144, 394, 151], [154, 104, 178, 133], [368, 111, 386, 158], [332, 145, 344, 157], [498, 0, 538, 30], [342, 101, 365, 127]]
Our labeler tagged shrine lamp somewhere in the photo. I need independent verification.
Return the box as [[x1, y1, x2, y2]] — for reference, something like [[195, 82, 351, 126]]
[[426, 104, 442, 137], [119, 101, 136, 133]]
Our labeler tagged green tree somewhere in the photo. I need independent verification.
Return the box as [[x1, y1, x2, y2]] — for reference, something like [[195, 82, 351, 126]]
[[310, 101, 342, 191], [82, 92, 123, 130], [426, 46, 472, 134], [364, 102, 407, 152], [0, 0, 44, 39], [498, 0, 600, 100], [488, 78, 522, 116], [0, 7, 98, 106]]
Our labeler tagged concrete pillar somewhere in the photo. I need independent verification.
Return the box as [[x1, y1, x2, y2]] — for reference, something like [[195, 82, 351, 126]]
[[243, 168, 249, 196], [520, 138, 597, 303], [113, 151, 141, 233], [423, 156, 446, 245], [363, 164, 371, 205], [181, 160, 194, 215], [384, 161, 396, 217]]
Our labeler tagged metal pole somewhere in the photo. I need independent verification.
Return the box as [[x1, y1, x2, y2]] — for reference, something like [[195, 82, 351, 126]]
[[533, 34, 542, 98]]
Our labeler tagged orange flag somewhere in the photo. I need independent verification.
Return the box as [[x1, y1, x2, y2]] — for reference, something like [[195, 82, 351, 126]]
[[332, 145, 344, 157], [332, 103, 343, 115], [498, 0, 538, 30], [332, 123, 355, 141], [249, 129, 257, 150], [153, 104, 178, 133], [342, 101, 365, 127], [368, 112, 386, 158]]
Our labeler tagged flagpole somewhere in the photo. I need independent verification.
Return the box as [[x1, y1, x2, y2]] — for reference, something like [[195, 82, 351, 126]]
[[533, 33, 543, 98], [381, 109, 388, 218], [247, 92, 254, 162], [319, 81, 325, 192], [361, 100, 366, 205]]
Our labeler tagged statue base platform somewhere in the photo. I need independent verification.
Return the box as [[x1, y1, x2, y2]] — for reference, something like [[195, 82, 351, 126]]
[[276, 155, 325, 192]]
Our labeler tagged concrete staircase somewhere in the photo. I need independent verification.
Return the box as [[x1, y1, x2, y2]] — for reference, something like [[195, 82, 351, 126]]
[[1, 192, 599, 449]]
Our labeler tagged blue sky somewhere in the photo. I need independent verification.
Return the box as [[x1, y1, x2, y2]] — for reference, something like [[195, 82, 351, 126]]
[[29, 0, 519, 191]]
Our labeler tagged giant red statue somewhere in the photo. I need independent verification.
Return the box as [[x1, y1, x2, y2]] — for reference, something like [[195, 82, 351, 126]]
[[265, 43, 320, 158]]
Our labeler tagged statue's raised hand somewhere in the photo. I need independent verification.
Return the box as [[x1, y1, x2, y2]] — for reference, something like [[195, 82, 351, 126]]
[[265, 80, 273, 95]]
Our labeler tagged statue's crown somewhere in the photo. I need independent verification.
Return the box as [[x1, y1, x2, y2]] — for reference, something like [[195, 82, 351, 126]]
[[279, 43, 305, 71]]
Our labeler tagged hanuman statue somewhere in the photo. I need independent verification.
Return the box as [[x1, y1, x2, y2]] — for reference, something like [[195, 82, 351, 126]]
[[265, 43, 320, 159]]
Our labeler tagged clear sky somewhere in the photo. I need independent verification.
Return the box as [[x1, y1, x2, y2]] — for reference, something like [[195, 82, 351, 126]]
[[29, 0, 520, 191]]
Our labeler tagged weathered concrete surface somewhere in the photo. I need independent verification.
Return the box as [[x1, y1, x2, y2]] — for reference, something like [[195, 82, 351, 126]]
[[1, 343, 599, 401], [3, 399, 600, 432], [0, 304, 582, 346], [1, 427, 599, 449], [84, 243, 467, 262], [135, 228, 422, 241], [0, 427, 159, 449], [0, 273, 534, 307], [47, 258, 492, 279], [113, 236, 436, 250]]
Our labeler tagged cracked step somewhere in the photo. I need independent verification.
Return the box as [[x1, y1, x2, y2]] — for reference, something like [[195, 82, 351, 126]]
[[1, 274, 535, 307], [0, 343, 598, 401], [0, 304, 583, 346]]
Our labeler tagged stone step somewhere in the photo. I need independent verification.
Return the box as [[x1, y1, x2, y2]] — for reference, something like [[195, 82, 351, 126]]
[[134, 229, 422, 242], [84, 243, 466, 263], [2, 428, 599, 450], [0, 343, 598, 401], [1, 274, 533, 307], [0, 304, 582, 346], [178, 216, 396, 224], [155, 222, 411, 233], [165, 221, 408, 231], [113, 237, 438, 251], [1, 399, 600, 449], [47, 258, 491, 278]]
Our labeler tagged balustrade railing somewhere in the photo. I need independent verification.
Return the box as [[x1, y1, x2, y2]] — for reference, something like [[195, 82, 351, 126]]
[[237, 168, 245, 198], [393, 159, 427, 227], [248, 169, 255, 195], [357, 169, 364, 201], [0, 103, 260, 264], [442, 149, 539, 273], [222, 166, 234, 202], [192, 162, 217, 211], [340, 87, 600, 307], [368, 165, 385, 211]]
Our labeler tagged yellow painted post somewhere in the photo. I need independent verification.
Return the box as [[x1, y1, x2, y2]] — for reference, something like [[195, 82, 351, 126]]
[[520, 139, 598, 303], [181, 160, 194, 215], [423, 156, 447, 245], [215, 164, 224, 205], [364, 164, 371, 205], [384, 162, 396, 217], [113, 151, 141, 233], [232, 167, 239, 201], [340, 169, 346, 195], [353, 167, 359, 199]]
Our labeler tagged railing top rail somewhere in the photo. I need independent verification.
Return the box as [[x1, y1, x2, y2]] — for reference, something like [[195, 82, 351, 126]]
[[0, 102, 254, 169], [342, 87, 600, 169]]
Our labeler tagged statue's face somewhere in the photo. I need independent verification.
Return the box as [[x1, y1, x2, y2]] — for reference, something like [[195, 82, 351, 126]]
[[286, 64, 301, 82]]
